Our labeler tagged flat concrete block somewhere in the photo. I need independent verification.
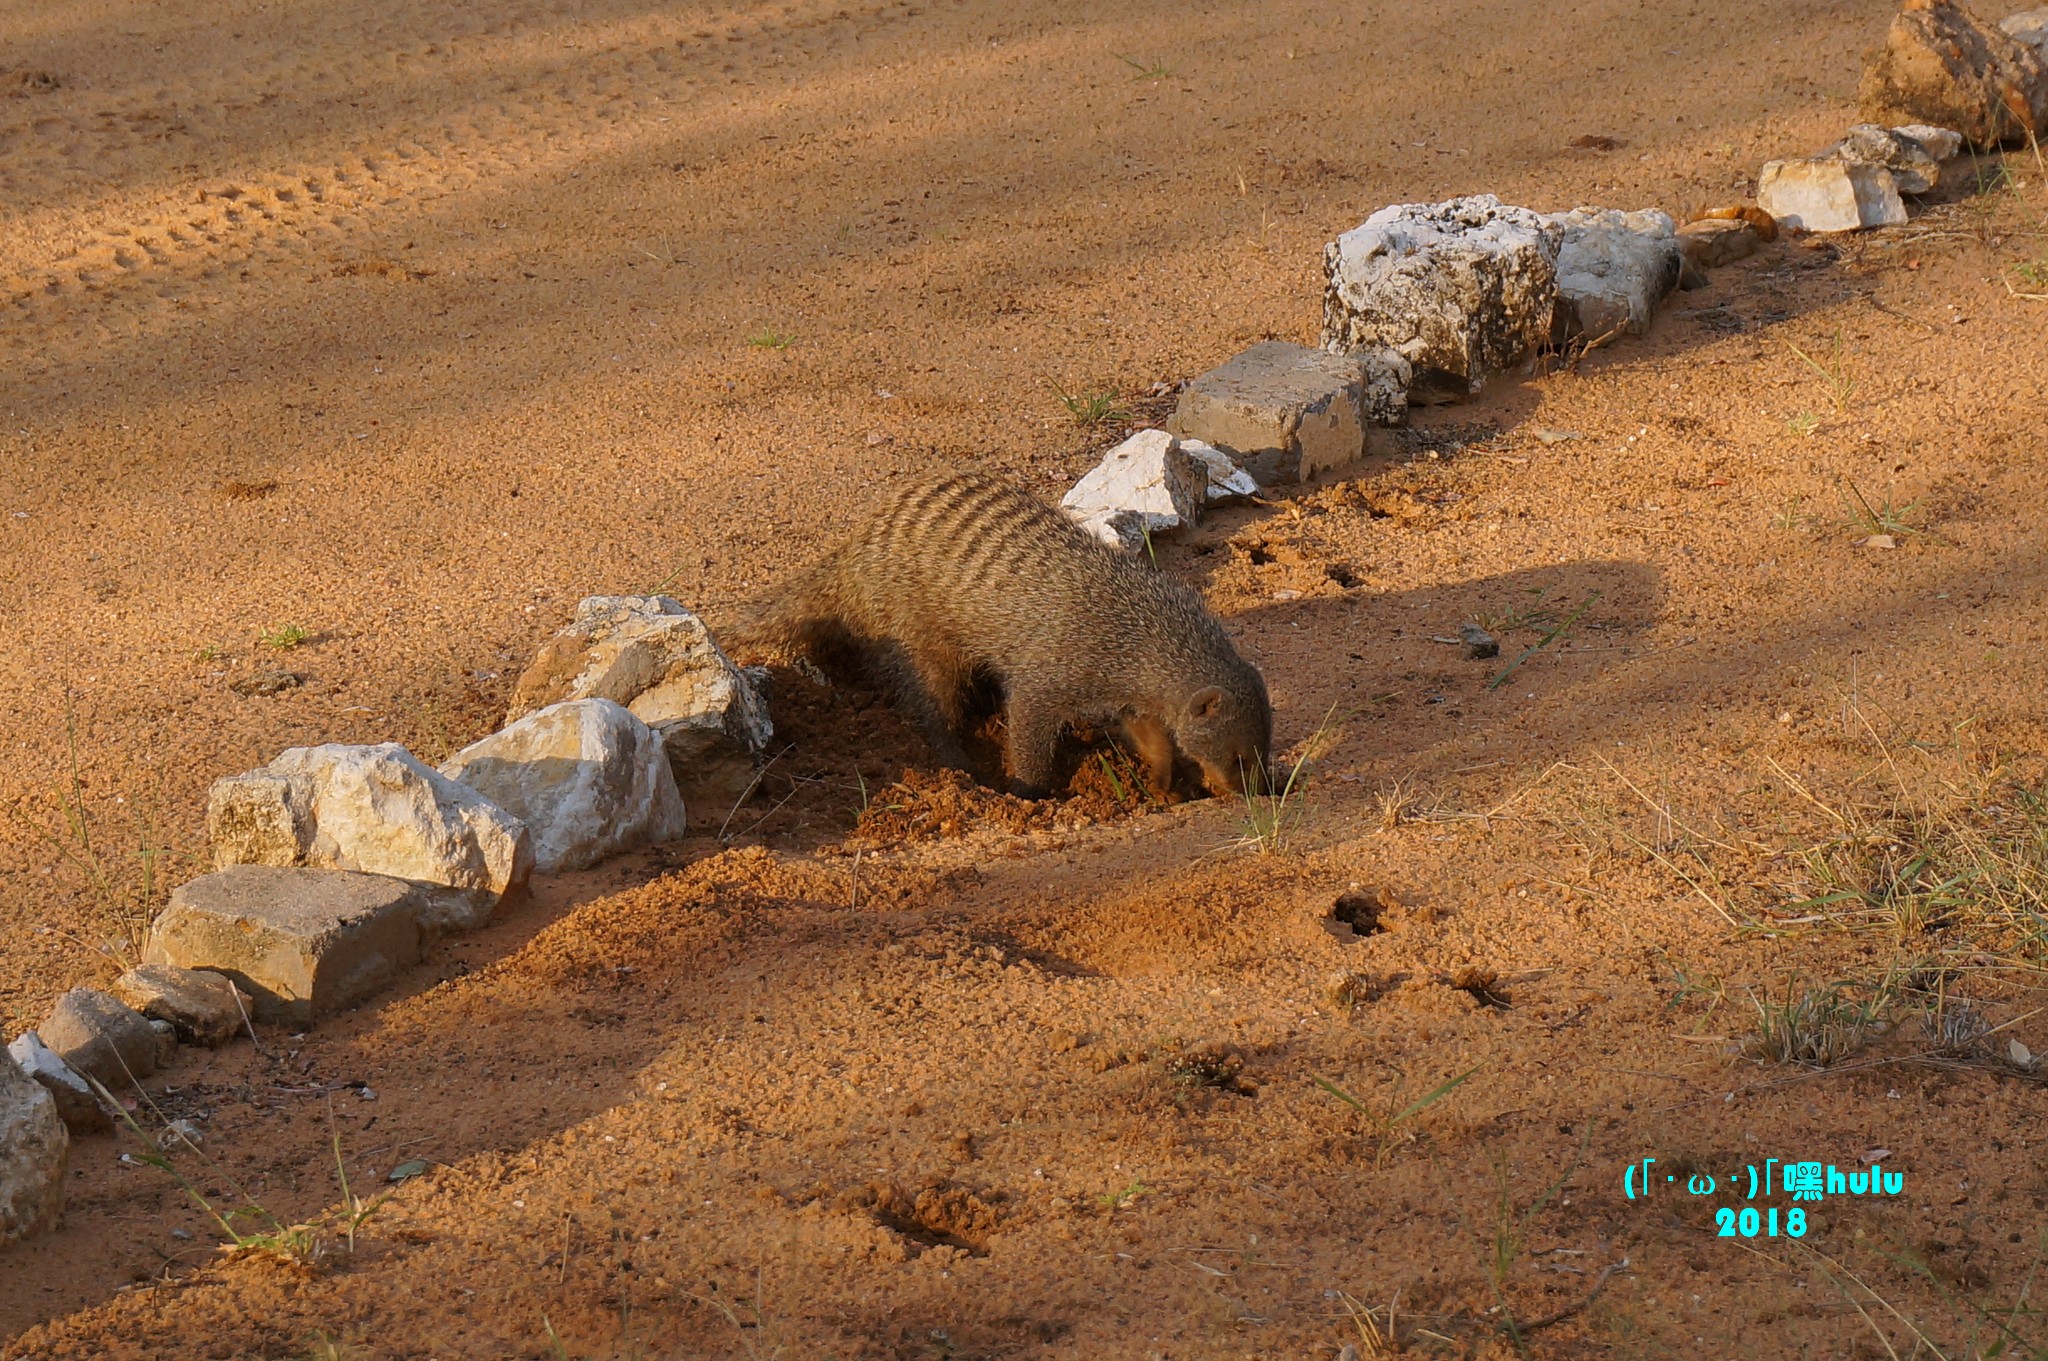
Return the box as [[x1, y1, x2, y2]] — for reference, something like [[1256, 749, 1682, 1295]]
[[1167, 341, 1397, 483], [144, 865, 429, 1026]]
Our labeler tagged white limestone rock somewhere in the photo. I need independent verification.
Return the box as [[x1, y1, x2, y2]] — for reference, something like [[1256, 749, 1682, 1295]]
[[1546, 207, 1684, 343], [1321, 194, 1562, 404], [1176, 439, 1261, 504], [440, 699, 689, 873], [1060, 429, 1207, 550], [509, 597, 771, 818], [6, 1033, 106, 1134], [0, 1051, 67, 1243], [1758, 157, 1907, 232], [208, 743, 532, 932]]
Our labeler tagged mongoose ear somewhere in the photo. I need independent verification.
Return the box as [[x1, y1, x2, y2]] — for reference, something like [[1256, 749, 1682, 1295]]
[[1190, 686, 1224, 719]]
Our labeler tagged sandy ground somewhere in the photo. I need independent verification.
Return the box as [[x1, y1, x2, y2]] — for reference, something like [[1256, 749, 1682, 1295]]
[[6, 0, 2048, 1355]]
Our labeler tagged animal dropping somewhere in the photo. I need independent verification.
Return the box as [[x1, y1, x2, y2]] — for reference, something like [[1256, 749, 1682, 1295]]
[[739, 472, 1272, 801]]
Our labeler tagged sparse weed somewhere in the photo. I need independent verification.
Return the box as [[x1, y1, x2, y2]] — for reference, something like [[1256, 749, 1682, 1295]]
[[1116, 54, 1176, 80], [1839, 480, 1940, 544], [1375, 781, 1418, 831], [1478, 1128, 1592, 1353], [105, 1082, 390, 1269], [191, 643, 228, 663], [5, 696, 175, 968], [1046, 378, 1129, 428], [1474, 587, 1558, 635], [259, 622, 311, 651], [1743, 970, 1905, 1067], [1658, 953, 1731, 1030], [1096, 746, 1162, 813], [746, 328, 796, 350], [1487, 593, 1597, 691], [1772, 494, 1818, 530], [2009, 250, 2048, 298], [1097, 1179, 1151, 1211], [1781, 330, 1857, 415], [1786, 410, 1822, 438], [1313, 1063, 1483, 1167], [1234, 704, 1342, 854]]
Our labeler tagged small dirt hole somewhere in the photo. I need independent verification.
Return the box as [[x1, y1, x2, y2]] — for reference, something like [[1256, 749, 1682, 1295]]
[[1325, 563, 1360, 588], [1329, 891, 1388, 938], [1447, 966, 1511, 1010]]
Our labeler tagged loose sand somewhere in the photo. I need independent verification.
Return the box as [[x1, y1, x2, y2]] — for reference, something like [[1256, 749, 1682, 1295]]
[[5, 0, 2048, 1355]]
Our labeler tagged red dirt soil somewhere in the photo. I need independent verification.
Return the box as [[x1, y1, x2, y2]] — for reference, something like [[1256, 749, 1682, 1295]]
[[5, 0, 2048, 1356]]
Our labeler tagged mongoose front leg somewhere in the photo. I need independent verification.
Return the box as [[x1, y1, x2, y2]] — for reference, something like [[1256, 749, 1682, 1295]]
[[1119, 711, 1184, 804], [1003, 688, 1069, 799]]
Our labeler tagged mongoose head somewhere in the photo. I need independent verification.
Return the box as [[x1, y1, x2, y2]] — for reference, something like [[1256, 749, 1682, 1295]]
[[1174, 669, 1273, 798]]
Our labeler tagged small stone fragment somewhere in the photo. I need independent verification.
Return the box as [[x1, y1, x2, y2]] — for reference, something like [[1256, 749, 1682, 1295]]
[[1545, 207, 1684, 343], [157, 1119, 204, 1151], [1677, 218, 1761, 272], [229, 670, 302, 697], [109, 964, 250, 1048], [1758, 158, 1907, 232], [1459, 623, 1500, 659], [1176, 439, 1262, 504], [1321, 194, 1561, 404], [5, 1033, 107, 1134], [1060, 429, 1206, 550], [508, 596, 772, 818], [1168, 341, 1401, 484], [38, 988, 172, 1093], [208, 742, 531, 933], [1859, 0, 2048, 149], [439, 698, 689, 873], [1861, 533, 1901, 549], [0, 1051, 67, 1243], [144, 865, 432, 1025]]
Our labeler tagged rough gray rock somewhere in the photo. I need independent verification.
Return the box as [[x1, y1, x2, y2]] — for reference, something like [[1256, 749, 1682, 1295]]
[[144, 865, 432, 1025], [110, 964, 251, 1048], [38, 988, 173, 1094], [2006, 8, 2048, 60], [1320, 195, 1561, 404], [1167, 341, 1400, 483], [1829, 123, 1949, 194], [439, 699, 689, 873], [1860, 0, 2048, 148], [1894, 121, 1966, 161], [6, 1033, 107, 1134], [509, 596, 772, 819], [1059, 430, 1207, 550], [0, 1052, 67, 1243], [1546, 207, 1683, 343], [1758, 157, 1907, 232], [1677, 218, 1761, 272], [208, 743, 531, 933]]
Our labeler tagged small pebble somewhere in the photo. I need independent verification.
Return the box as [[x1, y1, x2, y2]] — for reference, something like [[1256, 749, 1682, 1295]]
[[1459, 623, 1499, 659], [1860, 533, 1898, 550]]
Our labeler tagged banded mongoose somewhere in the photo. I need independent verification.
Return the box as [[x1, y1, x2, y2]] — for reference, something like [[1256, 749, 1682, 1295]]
[[743, 471, 1272, 800]]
